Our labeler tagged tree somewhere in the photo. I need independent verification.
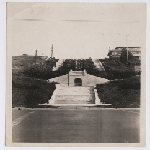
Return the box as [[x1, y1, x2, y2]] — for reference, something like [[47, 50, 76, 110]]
[[120, 48, 134, 64]]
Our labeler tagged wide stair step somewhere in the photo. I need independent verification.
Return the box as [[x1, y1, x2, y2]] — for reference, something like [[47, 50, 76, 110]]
[[55, 95, 94, 100], [54, 86, 95, 104], [55, 100, 94, 104]]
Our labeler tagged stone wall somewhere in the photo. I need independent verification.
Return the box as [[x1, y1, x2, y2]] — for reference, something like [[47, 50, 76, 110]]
[[49, 70, 108, 86]]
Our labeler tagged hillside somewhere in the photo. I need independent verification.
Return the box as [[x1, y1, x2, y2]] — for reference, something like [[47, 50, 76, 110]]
[[12, 55, 57, 107], [96, 76, 140, 108], [12, 76, 56, 107], [12, 56, 140, 108], [12, 55, 48, 76]]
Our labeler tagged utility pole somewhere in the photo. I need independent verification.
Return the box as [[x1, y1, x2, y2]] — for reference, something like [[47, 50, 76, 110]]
[[35, 49, 37, 64], [51, 44, 53, 58], [126, 35, 128, 63]]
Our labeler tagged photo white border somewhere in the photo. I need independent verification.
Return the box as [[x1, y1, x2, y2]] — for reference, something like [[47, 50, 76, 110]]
[[1, 0, 150, 149]]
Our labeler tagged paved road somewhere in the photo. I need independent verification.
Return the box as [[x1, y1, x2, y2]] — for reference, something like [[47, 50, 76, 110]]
[[12, 108, 140, 143]]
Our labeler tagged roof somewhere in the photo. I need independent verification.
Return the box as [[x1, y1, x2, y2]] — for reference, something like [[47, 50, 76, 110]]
[[109, 49, 122, 52], [109, 48, 141, 52], [115, 47, 141, 49]]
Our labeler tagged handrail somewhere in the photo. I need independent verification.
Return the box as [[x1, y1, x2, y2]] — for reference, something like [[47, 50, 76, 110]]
[[94, 86, 101, 105], [48, 84, 60, 104]]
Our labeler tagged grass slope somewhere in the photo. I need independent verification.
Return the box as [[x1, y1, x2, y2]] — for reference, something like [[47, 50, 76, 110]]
[[12, 55, 56, 107], [12, 56, 48, 76], [96, 76, 140, 108], [12, 76, 56, 107]]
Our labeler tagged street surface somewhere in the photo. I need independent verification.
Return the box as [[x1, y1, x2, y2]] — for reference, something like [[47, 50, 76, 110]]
[[12, 108, 140, 143]]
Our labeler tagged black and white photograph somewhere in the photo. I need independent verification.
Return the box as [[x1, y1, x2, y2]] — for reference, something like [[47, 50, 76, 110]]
[[5, 2, 146, 146]]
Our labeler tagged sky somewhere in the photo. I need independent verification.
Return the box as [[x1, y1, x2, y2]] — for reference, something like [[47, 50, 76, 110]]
[[7, 3, 146, 59]]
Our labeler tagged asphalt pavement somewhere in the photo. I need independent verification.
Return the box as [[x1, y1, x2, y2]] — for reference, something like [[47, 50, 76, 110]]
[[12, 107, 140, 143]]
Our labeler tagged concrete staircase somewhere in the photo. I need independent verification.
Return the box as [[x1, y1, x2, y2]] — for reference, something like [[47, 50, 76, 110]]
[[92, 59, 105, 71], [54, 86, 95, 104]]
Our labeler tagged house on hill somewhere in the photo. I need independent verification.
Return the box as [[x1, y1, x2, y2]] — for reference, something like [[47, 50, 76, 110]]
[[107, 47, 141, 60], [107, 47, 141, 72]]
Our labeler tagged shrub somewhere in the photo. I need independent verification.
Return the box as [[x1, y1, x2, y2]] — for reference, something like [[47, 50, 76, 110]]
[[12, 76, 56, 107], [118, 76, 141, 89], [95, 77, 141, 108]]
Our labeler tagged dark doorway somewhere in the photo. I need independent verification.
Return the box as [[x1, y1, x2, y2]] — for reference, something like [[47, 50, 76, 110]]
[[74, 78, 82, 86]]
